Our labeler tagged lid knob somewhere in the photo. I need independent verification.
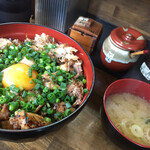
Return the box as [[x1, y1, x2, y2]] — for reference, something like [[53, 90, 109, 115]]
[[123, 33, 135, 42]]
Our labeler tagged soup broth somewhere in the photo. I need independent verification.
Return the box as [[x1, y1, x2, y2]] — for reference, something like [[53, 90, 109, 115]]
[[106, 93, 150, 146]]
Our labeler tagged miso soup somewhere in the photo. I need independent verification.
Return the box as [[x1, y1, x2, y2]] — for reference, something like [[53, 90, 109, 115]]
[[106, 93, 150, 146]]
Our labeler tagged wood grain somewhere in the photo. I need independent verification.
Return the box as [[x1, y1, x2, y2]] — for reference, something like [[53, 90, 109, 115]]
[[88, 0, 150, 40], [68, 18, 103, 54], [69, 29, 95, 53], [0, 68, 121, 150]]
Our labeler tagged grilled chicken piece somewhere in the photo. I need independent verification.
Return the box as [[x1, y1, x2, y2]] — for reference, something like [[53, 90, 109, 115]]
[[42, 73, 59, 90], [73, 60, 83, 78], [35, 105, 43, 113], [0, 38, 12, 49], [64, 46, 78, 53], [24, 37, 33, 43], [0, 104, 10, 121], [9, 110, 48, 130], [24, 38, 42, 52], [9, 110, 29, 129], [72, 99, 82, 107], [0, 120, 13, 129], [54, 47, 66, 58], [20, 56, 35, 67], [52, 45, 78, 62], [55, 102, 67, 114], [63, 46, 78, 62], [53, 102, 75, 118], [42, 73, 52, 81], [64, 54, 78, 61], [26, 112, 48, 128], [67, 81, 84, 107], [60, 63, 69, 71], [44, 82, 60, 90], [30, 45, 44, 53], [12, 39, 22, 46], [33, 33, 56, 48]]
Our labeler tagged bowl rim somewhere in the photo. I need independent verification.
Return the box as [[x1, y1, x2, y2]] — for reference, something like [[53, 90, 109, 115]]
[[103, 78, 150, 148], [0, 22, 95, 133]]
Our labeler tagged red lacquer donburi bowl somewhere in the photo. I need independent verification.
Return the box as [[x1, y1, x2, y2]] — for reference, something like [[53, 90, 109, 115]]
[[0, 23, 95, 141]]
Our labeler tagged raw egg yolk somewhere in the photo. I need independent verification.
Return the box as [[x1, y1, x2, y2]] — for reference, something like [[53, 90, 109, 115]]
[[2, 64, 38, 90]]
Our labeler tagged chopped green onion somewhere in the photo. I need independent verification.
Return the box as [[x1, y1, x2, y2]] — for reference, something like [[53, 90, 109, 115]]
[[25, 102, 35, 112], [41, 50, 47, 56], [32, 79, 43, 84], [47, 108, 54, 114], [83, 88, 89, 93], [56, 98, 60, 103], [60, 82, 67, 90], [45, 65, 51, 70], [0, 58, 3, 63], [0, 72, 3, 82], [8, 55, 13, 60], [9, 101, 19, 112], [3, 49, 8, 54], [24, 41, 32, 46], [56, 66, 60, 70], [44, 117, 51, 123], [58, 76, 64, 82], [43, 87, 49, 93], [27, 92, 36, 97], [0, 96, 7, 104], [9, 92, 16, 99], [65, 95, 70, 102], [71, 71, 76, 77], [19, 86, 24, 91], [9, 85, 19, 93], [22, 91, 27, 98], [64, 109, 72, 117], [46, 103, 50, 108], [34, 83, 41, 90], [37, 95, 45, 105], [50, 62, 56, 67], [32, 99, 38, 106], [47, 93, 56, 103], [20, 101, 26, 107], [70, 96, 75, 103], [52, 44, 56, 49], [48, 43, 53, 49], [40, 58, 43, 63], [65, 102, 72, 108], [66, 73, 71, 79], [42, 106, 47, 113], [54, 112, 62, 120], [14, 57, 19, 62], [82, 79, 87, 84], [28, 67, 32, 78], [5, 58, 9, 65]]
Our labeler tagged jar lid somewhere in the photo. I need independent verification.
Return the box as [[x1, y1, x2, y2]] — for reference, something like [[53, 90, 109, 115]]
[[111, 27, 146, 51]]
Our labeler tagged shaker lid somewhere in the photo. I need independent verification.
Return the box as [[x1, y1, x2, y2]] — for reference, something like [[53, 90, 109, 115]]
[[111, 27, 146, 51]]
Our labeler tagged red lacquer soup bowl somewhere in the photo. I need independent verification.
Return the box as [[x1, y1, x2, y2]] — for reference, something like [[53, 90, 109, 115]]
[[0, 23, 95, 140], [101, 79, 150, 150]]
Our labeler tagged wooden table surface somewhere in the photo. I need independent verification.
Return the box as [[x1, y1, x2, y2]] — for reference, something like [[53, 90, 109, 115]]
[[0, 67, 123, 150]]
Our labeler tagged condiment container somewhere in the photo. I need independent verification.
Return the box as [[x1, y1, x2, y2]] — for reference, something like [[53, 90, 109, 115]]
[[68, 16, 103, 54], [101, 27, 146, 72]]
